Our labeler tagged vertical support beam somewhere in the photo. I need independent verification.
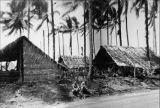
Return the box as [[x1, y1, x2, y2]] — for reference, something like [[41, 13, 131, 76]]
[[19, 40, 24, 82], [133, 66, 136, 86]]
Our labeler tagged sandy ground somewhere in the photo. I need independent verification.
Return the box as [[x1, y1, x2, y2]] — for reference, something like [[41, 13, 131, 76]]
[[1, 89, 158, 108], [65, 90, 160, 108], [0, 76, 159, 108]]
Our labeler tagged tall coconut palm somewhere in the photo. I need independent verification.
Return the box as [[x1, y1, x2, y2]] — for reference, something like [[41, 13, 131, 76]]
[[51, 0, 55, 59], [118, 0, 122, 46], [36, 10, 60, 55], [132, 0, 150, 61], [60, 16, 73, 56], [88, 0, 93, 80], [0, 2, 31, 37], [57, 25, 65, 56], [149, 0, 159, 55], [72, 16, 80, 55], [62, 0, 88, 66], [109, 7, 119, 45], [149, 1, 157, 54], [10, 0, 48, 39], [121, 0, 129, 46], [36, 14, 50, 54], [65, 16, 73, 55]]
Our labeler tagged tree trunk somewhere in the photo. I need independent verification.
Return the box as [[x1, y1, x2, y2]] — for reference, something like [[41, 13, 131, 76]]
[[43, 30, 45, 52], [62, 33, 65, 56], [70, 32, 72, 55], [100, 29, 102, 46], [115, 25, 118, 46], [145, 1, 150, 61], [93, 28, 95, 57], [84, 0, 87, 68], [126, 13, 129, 46], [118, 0, 122, 46], [51, 0, 55, 60], [137, 29, 139, 47], [77, 32, 80, 55], [153, 16, 157, 54], [58, 32, 61, 56], [47, 20, 50, 55], [110, 32, 112, 46], [88, 0, 93, 80], [107, 12, 109, 45], [20, 29, 22, 37], [159, 1, 160, 56], [27, 0, 30, 39]]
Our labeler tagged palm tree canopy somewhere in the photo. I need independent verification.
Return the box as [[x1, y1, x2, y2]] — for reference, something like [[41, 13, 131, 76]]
[[10, 0, 48, 18], [72, 16, 80, 30], [0, 2, 32, 36]]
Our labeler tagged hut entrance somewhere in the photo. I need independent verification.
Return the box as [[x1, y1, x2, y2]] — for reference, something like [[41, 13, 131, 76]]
[[0, 61, 20, 82]]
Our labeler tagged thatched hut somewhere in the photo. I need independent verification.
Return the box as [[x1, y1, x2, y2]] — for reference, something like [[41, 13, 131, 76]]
[[58, 56, 89, 71], [0, 36, 59, 82], [94, 46, 160, 76]]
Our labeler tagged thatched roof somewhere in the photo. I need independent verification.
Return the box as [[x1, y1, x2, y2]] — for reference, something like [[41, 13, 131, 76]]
[[0, 36, 56, 64], [0, 37, 22, 61], [58, 56, 89, 69], [94, 46, 160, 70]]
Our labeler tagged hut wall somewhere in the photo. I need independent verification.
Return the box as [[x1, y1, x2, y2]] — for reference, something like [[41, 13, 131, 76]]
[[23, 39, 58, 82], [0, 71, 19, 82]]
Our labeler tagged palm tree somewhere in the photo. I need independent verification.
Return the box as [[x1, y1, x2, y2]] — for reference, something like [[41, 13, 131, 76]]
[[10, 0, 48, 39], [51, 0, 55, 59], [118, 0, 122, 46], [60, 16, 74, 56], [109, 7, 119, 45], [72, 16, 80, 55], [0, 3, 31, 37], [132, 0, 150, 61], [121, 0, 129, 46], [149, 1, 157, 54], [36, 14, 50, 54], [36, 10, 60, 55], [62, 0, 88, 66], [149, 0, 159, 55], [57, 25, 65, 56], [65, 16, 73, 55], [88, 0, 93, 80]]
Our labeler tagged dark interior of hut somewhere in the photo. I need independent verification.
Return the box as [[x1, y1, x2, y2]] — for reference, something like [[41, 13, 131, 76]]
[[0, 61, 20, 82]]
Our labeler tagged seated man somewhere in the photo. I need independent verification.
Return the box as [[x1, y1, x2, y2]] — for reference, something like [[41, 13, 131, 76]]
[[80, 81, 91, 98], [72, 82, 82, 98]]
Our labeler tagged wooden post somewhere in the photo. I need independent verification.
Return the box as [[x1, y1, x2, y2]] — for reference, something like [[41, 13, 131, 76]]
[[133, 65, 136, 86]]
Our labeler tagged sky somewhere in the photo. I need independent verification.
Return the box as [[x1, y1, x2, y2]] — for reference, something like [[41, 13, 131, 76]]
[[0, 0, 160, 61]]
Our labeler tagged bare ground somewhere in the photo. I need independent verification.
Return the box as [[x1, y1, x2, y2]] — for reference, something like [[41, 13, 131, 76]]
[[0, 76, 159, 108]]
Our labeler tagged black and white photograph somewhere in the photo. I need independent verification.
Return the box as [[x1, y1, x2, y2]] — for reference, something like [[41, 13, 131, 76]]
[[0, 0, 160, 108]]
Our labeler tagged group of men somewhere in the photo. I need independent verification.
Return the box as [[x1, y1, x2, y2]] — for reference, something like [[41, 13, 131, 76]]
[[72, 81, 91, 99]]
